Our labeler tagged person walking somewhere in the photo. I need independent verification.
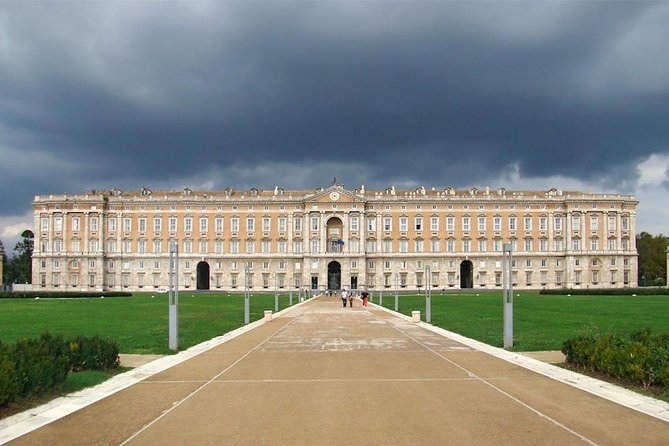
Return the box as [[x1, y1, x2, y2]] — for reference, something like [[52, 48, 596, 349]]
[[348, 290, 354, 307], [341, 289, 348, 308], [361, 289, 369, 307]]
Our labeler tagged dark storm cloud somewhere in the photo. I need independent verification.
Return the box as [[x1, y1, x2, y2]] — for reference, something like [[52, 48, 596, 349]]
[[1, 0, 669, 225]]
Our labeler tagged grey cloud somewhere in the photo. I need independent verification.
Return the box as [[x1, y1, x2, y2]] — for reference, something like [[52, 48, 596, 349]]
[[0, 0, 667, 221]]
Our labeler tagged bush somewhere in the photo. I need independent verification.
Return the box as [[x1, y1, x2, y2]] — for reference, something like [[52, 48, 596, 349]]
[[0, 291, 132, 299], [541, 288, 669, 296], [0, 343, 18, 406], [67, 336, 120, 371], [562, 328, 669, 391], [12, 333, 70, 397]]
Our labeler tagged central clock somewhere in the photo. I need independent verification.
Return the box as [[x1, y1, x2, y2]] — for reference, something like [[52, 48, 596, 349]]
[[330, 192, 340, 201]]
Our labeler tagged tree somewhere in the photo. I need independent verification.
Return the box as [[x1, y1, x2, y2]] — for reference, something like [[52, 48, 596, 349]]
[[6, 230, 34, 284], [636, 231, 668, 286]]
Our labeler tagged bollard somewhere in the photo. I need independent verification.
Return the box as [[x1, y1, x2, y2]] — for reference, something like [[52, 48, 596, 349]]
[[412, 310, 421, 323], [264, 310, 273, 322]]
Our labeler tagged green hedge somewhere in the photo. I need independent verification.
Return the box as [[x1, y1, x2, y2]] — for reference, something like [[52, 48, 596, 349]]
[[67, 335, 120, 372], [0, 333, 120, 407], [562, 328, 669, 391], [0, 291, 132, 299], [541, 288, 669, 296]]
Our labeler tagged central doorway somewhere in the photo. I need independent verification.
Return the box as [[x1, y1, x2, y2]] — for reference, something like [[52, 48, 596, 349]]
[[460, 260, 473, 289], [197, 261, 210, 290], [328, 261, 341, 290]]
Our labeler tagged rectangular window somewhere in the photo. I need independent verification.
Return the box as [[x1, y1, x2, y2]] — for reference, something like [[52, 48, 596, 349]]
[[572, 239, 581, 251], [169, 217, 177, 232], [509, 216, 516, 231], [90, 217, 98, 231], [430, 216, 439, 231], [153, 217, 162, 232], [462, 240, 470, 252], [124, 218, 132, 232], [277, 240, 286, 253], [462, 217, 470, 231], [478, 216, 486, 231], [400, 217, 408, 232], [591, 239, 599, 251], [215, 217, 224, 232], [590, 216, 598, 231], [215, 240, 223, 254], [415, 240, 424, 252], [608, 216, 616, 231], [138, 240, 146, 253], [540, 239, 547, 252], [41, 217, 49, 231], [311, 239, 319, 253], [293, 240, 302, 253], [351, 216, 359, 231], [431, 239, 439, 252], [184, 217, 193, 232], [477, 239, 486, 252], [524, 239, 532, 251], [262, 217, 270, 232], [622, 217, 629, 231], [524, 217, 532, 231], [446, 216, 455, 231], [607, 239, 616, 251], [246, 217, 255, 232], [184, 240, 192, 253], [72, 217, 80, 231], [294, 217, 302, 231], [539, 217, 547, 231], [278, 217, 286, 232], [493, 217, 501, 231], [447, 239, 455, 252], [367, 240, 376, 253], [246, 240, 255, 253], [493, 239, 502, 252], [384, 217, 392, 231], [367, 217, 376, 231], [231, 240, 239, 253], [399, 240, 408, 253], [415, 216, 423, 231], [231, 217, 239, 232], [572, 215, 581, 231], [554, 216, 562, 231], [262, 240, 270, 253], [384, 239, 392, 253], [200, 217, 208, 232], [138, 218, 147, 232], [153, 240, 161, 253], [200, 240, 207, 253], [554, 239, 563, 251], [55, 217, 63, 231], [311, 217, 319, 231]]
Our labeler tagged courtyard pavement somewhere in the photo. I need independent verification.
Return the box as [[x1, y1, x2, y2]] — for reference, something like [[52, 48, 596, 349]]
[[1, 295, 668, 445]]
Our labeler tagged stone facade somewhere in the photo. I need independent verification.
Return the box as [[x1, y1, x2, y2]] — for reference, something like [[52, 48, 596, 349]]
[[31, 184, 638, 292]]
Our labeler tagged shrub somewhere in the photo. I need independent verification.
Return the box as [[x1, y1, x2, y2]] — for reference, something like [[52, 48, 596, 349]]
[[0, 343, 18, 406], [541, 288, 669, 296], [67, 336, 120, 371], [563, 328, 669, 391], [0, 291, 132, 299], [12, 332, 70, 397]]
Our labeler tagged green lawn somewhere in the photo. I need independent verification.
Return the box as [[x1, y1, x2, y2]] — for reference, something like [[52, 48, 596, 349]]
[[0, 292, 299, 354], [2, 291, 668, 354], [372, 291, 669, 351]]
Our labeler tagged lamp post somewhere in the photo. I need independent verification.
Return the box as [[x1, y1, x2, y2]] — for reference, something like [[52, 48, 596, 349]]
[[394, 272, 399, 312], [425, 265, 431, 323], [168, 243, 179, 352], [503, 243, 513, 349], [244, 264, 250, 324], [275, 276, 279, 312]]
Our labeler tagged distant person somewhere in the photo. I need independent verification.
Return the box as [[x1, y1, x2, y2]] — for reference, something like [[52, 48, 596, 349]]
[[341, 289, 348, 308], [361, 289, 369, 307], [348, 291, 353, 307]]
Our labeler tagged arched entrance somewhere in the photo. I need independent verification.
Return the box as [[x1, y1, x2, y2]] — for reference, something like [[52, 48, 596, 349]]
[[460, 260, 473, 289], [196, 261, 210, 290], [328, 261, 341, 290], [326, 217, 344, 253]]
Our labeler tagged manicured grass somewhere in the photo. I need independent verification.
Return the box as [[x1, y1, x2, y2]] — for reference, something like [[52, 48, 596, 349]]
[[372, 291, 669, 351], [0, 292, 300, 354], [2, 291, 668, 354]]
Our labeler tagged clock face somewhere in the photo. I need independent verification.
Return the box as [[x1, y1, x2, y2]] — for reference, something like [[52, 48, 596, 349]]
[[330, 192, 340, 201]]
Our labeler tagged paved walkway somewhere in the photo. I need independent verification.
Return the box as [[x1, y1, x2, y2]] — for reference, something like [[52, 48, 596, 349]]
[[2, 296, 669, 445]]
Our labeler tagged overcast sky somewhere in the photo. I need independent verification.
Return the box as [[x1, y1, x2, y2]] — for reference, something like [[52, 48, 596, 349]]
[[1, 1, 669, 254]]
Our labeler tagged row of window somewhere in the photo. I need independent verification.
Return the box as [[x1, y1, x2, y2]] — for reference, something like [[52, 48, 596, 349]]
[[41, 268, 631, 289], [40, 235, 633, 255], [40, 213, 632, 234]]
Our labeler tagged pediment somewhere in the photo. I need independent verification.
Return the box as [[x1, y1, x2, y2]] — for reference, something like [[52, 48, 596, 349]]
[[304, 185, 366, 204]]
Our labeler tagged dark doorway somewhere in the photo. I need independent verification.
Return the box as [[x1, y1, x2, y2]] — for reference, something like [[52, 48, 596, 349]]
[[350, 276, 358, 290], [328, 261, 341, 290], [197, 261, 210, 290], [311, 276, 318, 290], [460, 260, 473, 289]]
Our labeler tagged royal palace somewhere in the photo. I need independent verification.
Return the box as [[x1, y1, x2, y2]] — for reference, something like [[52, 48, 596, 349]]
[[31, 184, 638, 292]]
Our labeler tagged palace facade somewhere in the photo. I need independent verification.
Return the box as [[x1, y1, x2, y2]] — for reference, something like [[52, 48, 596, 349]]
[[31, 184, 638, 292]]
